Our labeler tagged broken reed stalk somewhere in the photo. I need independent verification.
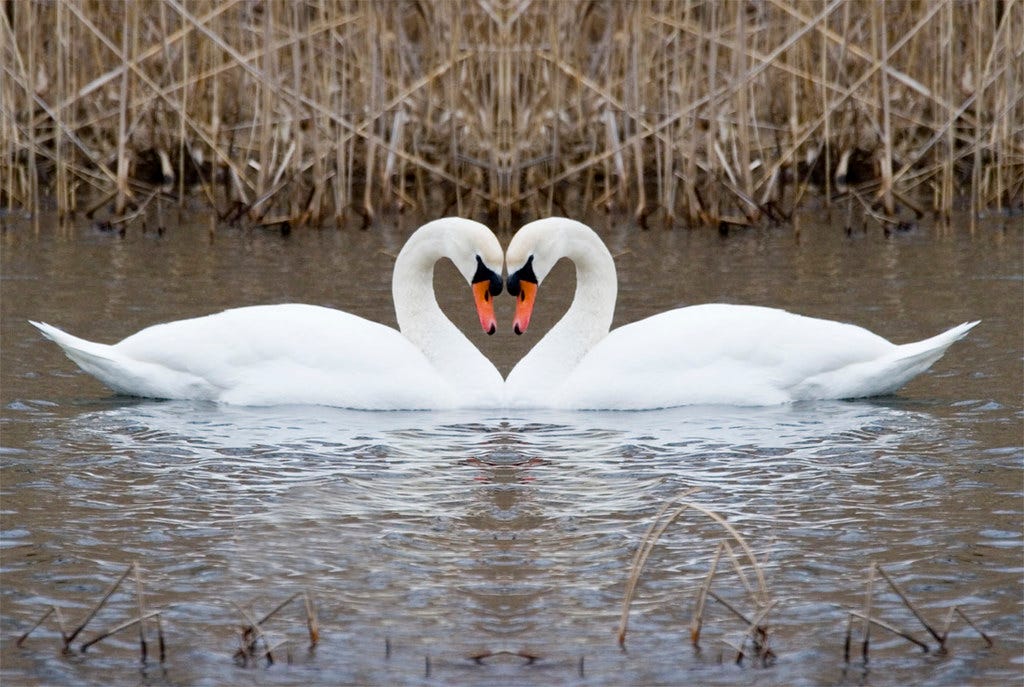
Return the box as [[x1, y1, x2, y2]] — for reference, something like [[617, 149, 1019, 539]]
[[254, 591, 303, 627], [843, 563, 996, 663], [874, 563, 943, 645], [843, 611, 853, 663], [705, 590, 758, 628], [134, 562, 147, 663], [63, 563, 135, 649], [733, 598, 779, 665], [16, 606, 58, 648], [862, 562, 875, 662], [231, 601, 276, 666], [80, 610, 163, 653], [690, 541, 725, 646], [17, 562, 165, 662], [848, 610, 929, 655], [303, 590, 320, 647], [256, 589, 319, 647], [156, 612, 166, 663], [954, 606, 995, 648], [674, 500, 770, 604], [722, 541, 757, 602], [232, 588, 320, 664]]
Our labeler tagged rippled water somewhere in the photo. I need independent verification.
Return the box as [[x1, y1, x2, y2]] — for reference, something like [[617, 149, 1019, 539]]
[[1, 211, 1021, 686]]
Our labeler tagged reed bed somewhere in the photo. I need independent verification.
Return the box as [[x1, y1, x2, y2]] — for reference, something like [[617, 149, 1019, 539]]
[[1, 1, 1021, 230]]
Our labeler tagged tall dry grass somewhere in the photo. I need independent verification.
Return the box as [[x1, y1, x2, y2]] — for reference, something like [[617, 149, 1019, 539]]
[[1, 1, 1021, 230]]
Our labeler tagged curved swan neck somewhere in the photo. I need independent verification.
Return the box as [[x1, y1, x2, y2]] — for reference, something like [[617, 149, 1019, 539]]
[[508, 221, 618, 399], [392, 223, 448, 336], [544, 222, 618, 357], [565, 226, 618, 337], [391, 221, 501, 395]]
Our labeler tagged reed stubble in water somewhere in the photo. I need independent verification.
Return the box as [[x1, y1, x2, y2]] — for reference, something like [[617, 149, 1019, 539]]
[[842, 561, 995, 664], [2, 1, 1020, 230], [15, 562, 168, 665]]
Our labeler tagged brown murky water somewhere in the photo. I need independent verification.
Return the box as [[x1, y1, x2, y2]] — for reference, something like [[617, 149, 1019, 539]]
[[1, 209, 1021, 686]]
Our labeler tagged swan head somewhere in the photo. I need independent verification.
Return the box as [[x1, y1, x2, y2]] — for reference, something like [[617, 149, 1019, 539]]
[[441, 218, 504, 335], [505, 217, 590, 335]]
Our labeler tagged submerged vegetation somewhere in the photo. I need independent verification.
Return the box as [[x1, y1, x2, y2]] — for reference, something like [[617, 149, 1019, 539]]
[[1, 1, 1021, 230]]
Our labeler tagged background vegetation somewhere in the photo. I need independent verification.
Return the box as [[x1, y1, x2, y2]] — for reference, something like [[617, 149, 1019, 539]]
[[2, 0, 1021, 230]]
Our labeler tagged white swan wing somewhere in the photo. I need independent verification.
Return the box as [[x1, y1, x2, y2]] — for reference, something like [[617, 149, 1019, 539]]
[[554, 304, 977, 409], [33, 304, 462, 409]]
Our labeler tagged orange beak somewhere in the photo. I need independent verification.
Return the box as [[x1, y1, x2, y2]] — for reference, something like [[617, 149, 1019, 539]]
[[472, 280, 498, 335], [512, 281, 537, 335]]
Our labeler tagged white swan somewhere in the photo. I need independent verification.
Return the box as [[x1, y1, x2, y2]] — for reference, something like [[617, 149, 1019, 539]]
[[504, 217, 979, 409], [31, 218, 506, 410]]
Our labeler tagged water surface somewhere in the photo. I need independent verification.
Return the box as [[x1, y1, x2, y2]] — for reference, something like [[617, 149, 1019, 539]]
[[1, 211, 1021, 686]]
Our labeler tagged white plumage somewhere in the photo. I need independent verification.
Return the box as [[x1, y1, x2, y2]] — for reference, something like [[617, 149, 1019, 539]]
[[504, 218, 978, 409]]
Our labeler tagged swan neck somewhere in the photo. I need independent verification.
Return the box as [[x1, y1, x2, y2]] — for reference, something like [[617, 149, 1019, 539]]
[[392, 227, 452, 341], [555, 227, 618, 349], [391, 223, 500, 400]]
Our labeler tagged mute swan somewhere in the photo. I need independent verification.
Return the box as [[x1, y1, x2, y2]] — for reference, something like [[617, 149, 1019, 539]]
[[504, 217, 978, 409], [31, 218, 506, 409]]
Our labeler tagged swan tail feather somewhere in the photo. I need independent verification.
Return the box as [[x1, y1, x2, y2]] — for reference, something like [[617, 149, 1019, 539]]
[[866, 320, 980, 394], [796, 321, 979, 400], [892, 320, 979, 362], [29, 321, 212, 399]]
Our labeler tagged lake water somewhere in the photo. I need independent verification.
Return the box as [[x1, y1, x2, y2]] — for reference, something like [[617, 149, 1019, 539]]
[[1, 209, 1021, 686]]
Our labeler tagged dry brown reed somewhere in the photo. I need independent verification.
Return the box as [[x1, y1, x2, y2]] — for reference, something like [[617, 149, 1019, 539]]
[[16, 561, 168, 665], [843, 561, 995, 664], [2, 1, 1020, 230], [232, 589, 320, 667], [616, 490, 773, 655]]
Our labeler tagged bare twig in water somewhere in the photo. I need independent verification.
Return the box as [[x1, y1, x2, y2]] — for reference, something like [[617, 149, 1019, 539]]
[[254, 591, 303, 627], [721, 637, 746, 665], [862, 562, 875, 663], [156, 613, 166, 664], [739, 598, 779, 664], [16, 606, 62, 648], [80, 610, 163, 653], [953, 606, 995, 648], [843, 611, 854, 663], [133, 562, 148, 663], [939, 605, 956, 652], [231, 590, 319, 665], [231, 601, 275, 666], [706, 589, 755, 626], [64, 563, 135, 649], [875, 564, 943, 644], [848, 611, 929, 653], [303, 590, 319, 647]]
